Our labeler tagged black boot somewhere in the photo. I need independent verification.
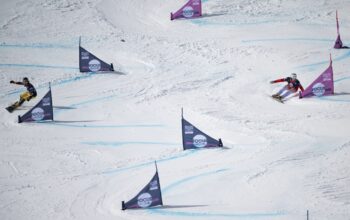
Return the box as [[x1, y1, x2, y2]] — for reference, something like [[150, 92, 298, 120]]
[[6, 106, 15, 113], [5, 101, 20, 113]]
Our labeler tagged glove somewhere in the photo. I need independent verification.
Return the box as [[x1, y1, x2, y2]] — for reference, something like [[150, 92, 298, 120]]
[[10, 80, 15, 84], [270, 80, 275, 84]]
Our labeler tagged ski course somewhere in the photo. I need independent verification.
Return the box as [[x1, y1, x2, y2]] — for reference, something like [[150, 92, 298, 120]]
[[1, 34, 350, 220], [1, 0, 350, 220]]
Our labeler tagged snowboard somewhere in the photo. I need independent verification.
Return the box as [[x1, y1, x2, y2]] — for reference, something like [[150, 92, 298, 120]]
[[5, 102, 19, 113], [271, 95, 284, 104]]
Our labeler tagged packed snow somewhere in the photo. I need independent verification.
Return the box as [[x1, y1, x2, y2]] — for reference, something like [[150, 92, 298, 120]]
[[1, 0, 350, 219]]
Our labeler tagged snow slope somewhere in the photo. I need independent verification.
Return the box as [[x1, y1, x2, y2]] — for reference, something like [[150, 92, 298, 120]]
[[1, 0, 350, 219]]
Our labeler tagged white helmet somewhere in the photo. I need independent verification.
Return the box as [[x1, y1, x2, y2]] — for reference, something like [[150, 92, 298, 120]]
[[291, 73, 297, 79]]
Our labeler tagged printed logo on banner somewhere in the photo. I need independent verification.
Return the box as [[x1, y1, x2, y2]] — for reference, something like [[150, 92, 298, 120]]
[[42, 97, 51, 106], [81, 51, 89, 60], [88, 59, 101, 72], [149, 180, 158, 190], [185, 125, 194, 134], [193, 134, 207, 148], [322, 72, 332, 81], [312, 83, 326, 96], [193, 0, 200, 5], [137, 193, 153, 208], [31, 107, 45, 121], [182, 6, 194, 18]]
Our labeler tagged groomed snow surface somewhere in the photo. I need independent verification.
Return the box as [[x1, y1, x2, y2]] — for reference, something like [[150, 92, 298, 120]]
[[1, 0, 350, 219]]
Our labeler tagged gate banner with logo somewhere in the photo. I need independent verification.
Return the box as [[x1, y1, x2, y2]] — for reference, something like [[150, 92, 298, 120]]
[[182, 110, 223, 150], [122, 163, 163, 210], [171, 0, 202, 20], [300, 56, 334, 98], [18, 87, 54, 123], [79, 38, 114, 72]]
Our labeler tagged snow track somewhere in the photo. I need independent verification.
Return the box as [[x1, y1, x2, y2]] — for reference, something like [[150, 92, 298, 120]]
[[1, 0, 350, 220]]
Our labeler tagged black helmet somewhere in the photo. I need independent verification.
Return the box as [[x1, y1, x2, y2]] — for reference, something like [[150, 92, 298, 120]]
[[23, 77, 29, 82]]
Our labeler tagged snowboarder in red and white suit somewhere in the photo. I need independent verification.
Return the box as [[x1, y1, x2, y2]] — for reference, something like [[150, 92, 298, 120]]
[[270, 73, 304, 100]]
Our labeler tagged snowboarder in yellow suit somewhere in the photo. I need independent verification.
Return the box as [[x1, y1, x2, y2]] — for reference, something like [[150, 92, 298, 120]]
[[6, 77, 37, 112]]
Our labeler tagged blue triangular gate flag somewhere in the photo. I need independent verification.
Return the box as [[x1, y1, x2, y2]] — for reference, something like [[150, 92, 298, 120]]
[[79, 37, 114, 72], [122, 162, 163, 210], [18, 85, 54, 123], [181, 109, 223, 150]]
